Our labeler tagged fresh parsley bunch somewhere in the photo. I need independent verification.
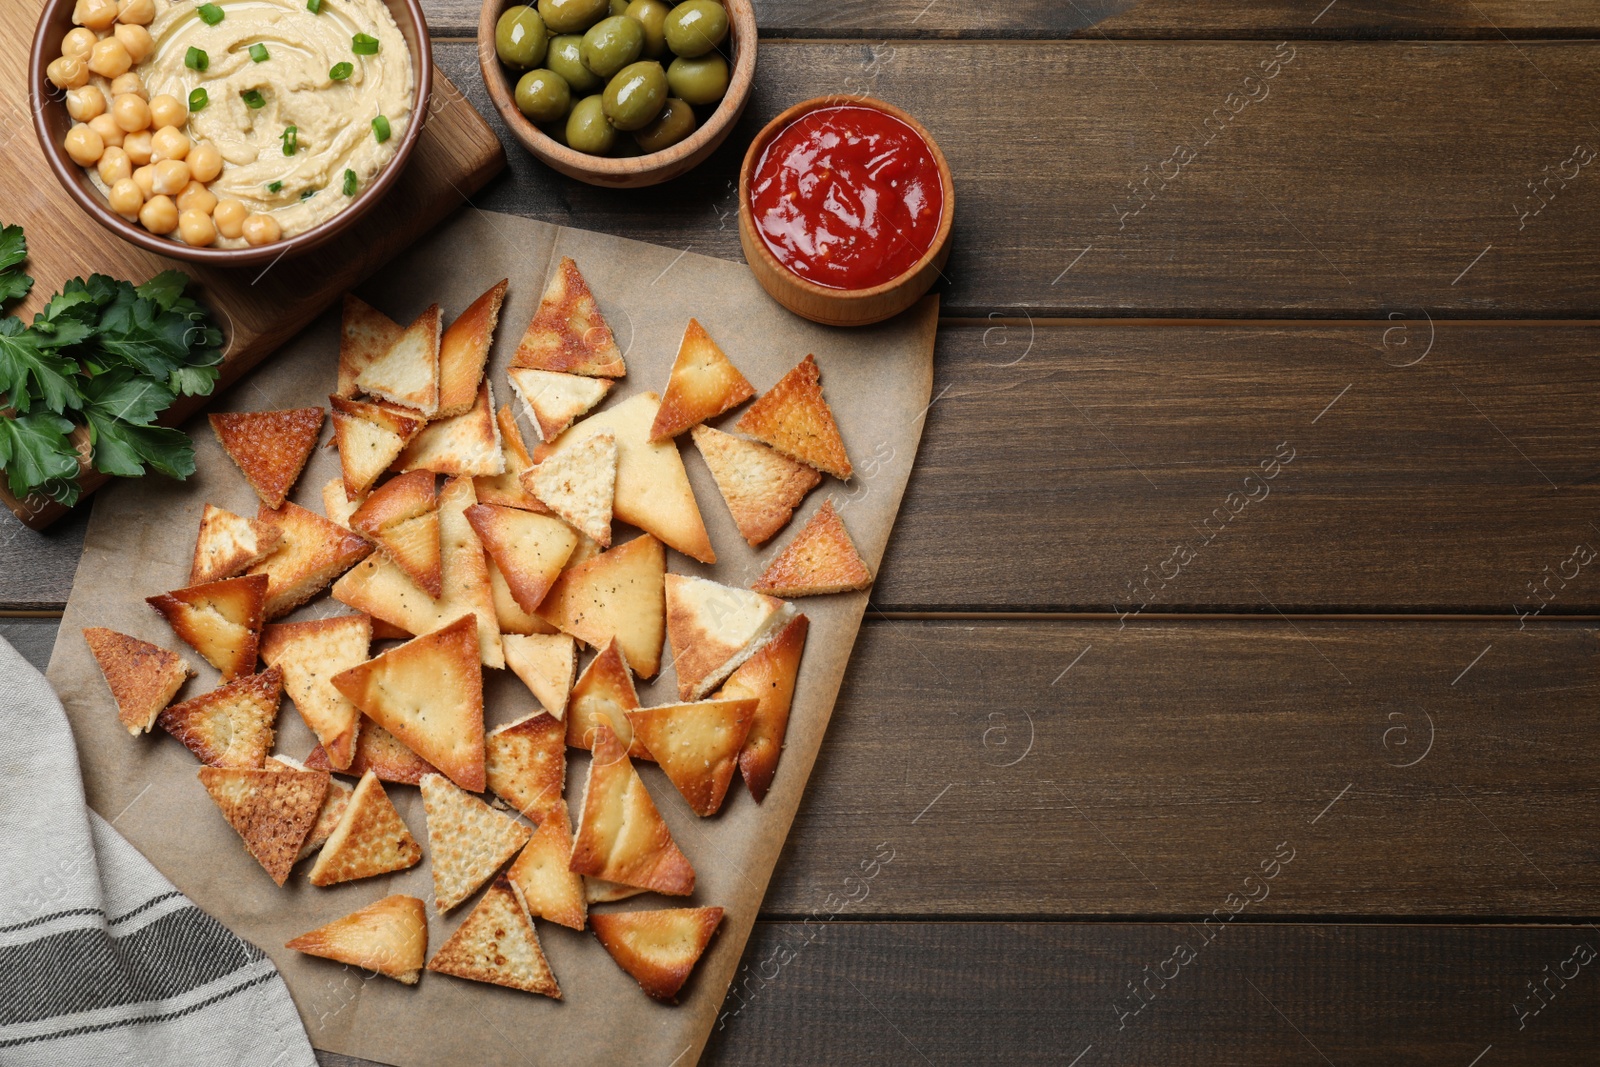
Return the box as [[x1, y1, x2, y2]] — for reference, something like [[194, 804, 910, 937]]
[[0, 223, 224, 506]]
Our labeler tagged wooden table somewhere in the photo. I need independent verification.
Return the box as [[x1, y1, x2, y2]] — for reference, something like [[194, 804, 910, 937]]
[[5, 2, 1600, 1063]]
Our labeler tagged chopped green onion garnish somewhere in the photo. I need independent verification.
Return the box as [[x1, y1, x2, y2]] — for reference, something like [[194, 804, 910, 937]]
[[343, 168, 357, 196], [266, 180, 282, 193], [188, 87, 209, 111], [198, 2, 224, 23], [371, 114, 390, 142], [329, 61, 352, 81], [280, 125, 298, 155], [249, 42, 269, 62], [352, 33, 379, 55], [185, 46, 209, 71], [241, 89, 265, 108], [306, 0, 321, 10], [301, 188, 316, 200]]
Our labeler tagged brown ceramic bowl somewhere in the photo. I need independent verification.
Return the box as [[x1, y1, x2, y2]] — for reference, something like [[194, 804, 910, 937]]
[[478, 0, 755, 188], [30, 0, 434, 266]]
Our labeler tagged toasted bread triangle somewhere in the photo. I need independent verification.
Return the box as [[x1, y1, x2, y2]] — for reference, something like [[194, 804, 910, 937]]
[[752, 500, 874, 596], [736, 355, 852, 480], [287, 894, 427, 984], [437, 279, 507, 418], [486, 711, 567, 823], [308, 769, 423, 886], [664, 574, 793, 701], [147, 573, 267, 681], [249, 502, 374, 619], [537, 534, 666, 679], [564, 638, 647, 756], [427, 877, 561, 997], [650, 319, 755, 442], [190, 503, 285, 585], [691, 426, 820, 547], [507, 810, 586, 931], [331, 616, 485, 791], [260, 615, 371, 771], [585, 878, 646, 903], [524, 430, 616, 546], [339, 294, 403, 399], [487, 556, 561, 636], [569, 722, 695, 896], [474, 405, 550, 512], [502, 633, 576, 719], [716, 614, 808, 803], [465, 504, 577, 614], [395, 379, 505, 477], [421, 773, 533, 912], [356, 304, 442, 414], [511, 256, 625, 378], [330, 395, 426, 498], [627, 698, 757, 816], [84, 627, 193, 735], [209, 407, 326, 509], [507, 367, 612, 443], [322, 477, 359, 531], [267, 754, 354, 860], [590, 906, 723, 1002], [350, 467, 435, 531], [305, 718, 438, 785], [158, 668, 281, 767], [352, 471, 442, 598], [199, 764, 327, 886]]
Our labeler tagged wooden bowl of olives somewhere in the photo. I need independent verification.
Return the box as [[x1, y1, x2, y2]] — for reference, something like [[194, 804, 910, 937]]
[[478, 0, 754, 187]]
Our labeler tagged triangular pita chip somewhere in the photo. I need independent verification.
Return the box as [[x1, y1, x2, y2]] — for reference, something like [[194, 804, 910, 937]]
[[158, 668, 281, 768], [507, 367, 612, 443], [590, 906, 723, 1002], [691, 426, 820, 547], [502, 633, 576, 718], [394, 379, 505, 477], [465, 504, 577, 613], [267, 754, 353, 860], [511, 256, 625, 378], [427, 877, 561, 998], [650, 319, 755, 441], [330, 395, 426, 498], [331, 615, 485, 791], [322, 477, 360, 530], [309, 769, 424, 886], [537, 534, 666, 678], [664, 573, 793, 701], [566, 530, 604, 569], [198, 764, 328, 886], [287, 894, 427, 984], [716, 614, 808, 803], [564, 638, 646, 756], [260, 615, 371, 771], [507, 809, 586, 931], [190, 503, 284, 584], [569, 722, 694, 896], [437, 279, 507, 418], [249, 502, 374, 619], [486, 711, 566, 823], [338, 294, 403, 399], [487, 557, 560, 636], [524, 430, 616, 547], [533, 392, 714, 563], [83, 627, 193, 735], [626, 698, 757, 816], [305, 718, 438, 785], [474, 405, 551, 512], [369, 618, 411, 640], [421, 773, 533, 912], [350, 470, 441, 598], [209, 407, 326, 508], [146, 573, 267, 681], [585, 878, 647, 903], [752, 500, 874, 596], [736, 355, 853, 480], [355, 303, 442, 415]]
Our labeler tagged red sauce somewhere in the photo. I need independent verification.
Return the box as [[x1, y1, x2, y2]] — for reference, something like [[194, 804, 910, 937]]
[[750, 104, 944, 291]]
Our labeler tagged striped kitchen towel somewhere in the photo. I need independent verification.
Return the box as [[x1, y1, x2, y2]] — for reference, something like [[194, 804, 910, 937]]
[[0, 636, 316, 1066]]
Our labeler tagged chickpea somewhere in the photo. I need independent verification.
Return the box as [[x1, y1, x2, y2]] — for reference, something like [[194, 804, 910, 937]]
[[139, 194, 178, 234], [60, 27, 98, 60], [176, 180, 217, 215], [64, 123, 104, 166], [65, 85, 106, 122], [187, 141, 223, 182], [241, 213, 281, 246], [213, 199, 247, 239], [111, 93, 150, 133], [148, 94, 187, 129], [110, 72, 145, 99], [117, 0, 156, 24], [107, 177, 144, 218], [75, 0, 119, 31], [122, 129, 152, 164], [97, 145, 131, 184], [151, 158, 190, 195], [46, 55, 89, 90], [175, 209, 216, 246], [151, 126, 190, 162], [87, 37, 131, 79], [114, 24, 154, 64], [87, 113, 123, 148], [131, 163, 156, 197]]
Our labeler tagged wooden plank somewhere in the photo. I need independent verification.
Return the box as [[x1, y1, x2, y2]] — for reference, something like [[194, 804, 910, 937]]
[[0, 616, 60, 670], [0, 506, 83, 610], [434, 40, 1600, 318]]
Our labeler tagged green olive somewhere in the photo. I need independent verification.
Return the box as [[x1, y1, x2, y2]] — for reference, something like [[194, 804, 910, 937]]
[[537, 0, 608, 33], [566, 93, 616, 153], [515, 67, 571, 123], [580, 15, 643, 78], [609, 0, 628, 13], [665, 52, 727, 106], [662, 0, 726, 58], [495, 6, 548, 70], [632, 96, 695, 153], [601, 59, 666, 131], [546, 33, 602, 93], [625, 0, 671, 58]]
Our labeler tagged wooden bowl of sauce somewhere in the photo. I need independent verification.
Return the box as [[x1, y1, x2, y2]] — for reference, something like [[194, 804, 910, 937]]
[[738, 95, 953, 327]]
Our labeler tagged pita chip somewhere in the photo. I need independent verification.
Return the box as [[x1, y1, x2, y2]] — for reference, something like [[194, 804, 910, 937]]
[[329, 395, 425, 498], [533, 392, 714, 563], [691, 426, 820, 547], [564, 638, 647, 757], [158, 668, 281, 768], [524, 430, 616, 546], [502, 633, 576, 718], [350, 470, 441, 598], [474, 405, 550, 512], [338, 294, 402, 399], [585, 878, 646, 904], [421, 773, 533, 912], [569, 721, 694, 896], [511, 256, 625, 378], [626, 698, 757, 816], [394, 379, 505, 477], [248, 502, 373, 619], [664, 573, 794, 701], [427, 877, 561, 998], [508, 810, 586, 930], [591, 906, 723, 1002], [752, 500, 874, 596], [355, 303, 442, 415], [650, 319, 755, 442], [267, 754, 353, 861], [305, 719, 437, 785], [507, 366, 612, 443], [465, 504, 577, 613], [369, 618, 411, 641], [566, 530, 604, 569], [485, 711, 566, 823], [331, 615, 485, 791], [198, 764, 328, 886], [146, 572, 267, 681], [437, 279, 507, 418], [190, 503, 284, 585], [716, 614, 808, 803], [209, 407, 326, 509], [487, 557, 560, 636], [287, 895, 428, 984], [322, 477, 360, 531], [537, 533, 666, 678], [83, 627, 193, 735], [736, 354, 853, 480], [260, 614, 371, 771], [309, 770, 424, 886]]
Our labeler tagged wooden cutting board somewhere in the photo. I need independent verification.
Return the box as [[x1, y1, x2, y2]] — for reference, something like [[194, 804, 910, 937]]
[[0, 3, 505, 530]]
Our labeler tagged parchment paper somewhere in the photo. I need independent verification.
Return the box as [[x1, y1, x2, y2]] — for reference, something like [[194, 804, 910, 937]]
[[45, 208, 936, 1067]]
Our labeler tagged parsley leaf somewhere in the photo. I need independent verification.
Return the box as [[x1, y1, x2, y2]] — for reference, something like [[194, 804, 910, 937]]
[[85, 412, 195, 480], [0, 224, 33, 305], [0, 317, 81, 414], [0, 410, 80, 502]]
